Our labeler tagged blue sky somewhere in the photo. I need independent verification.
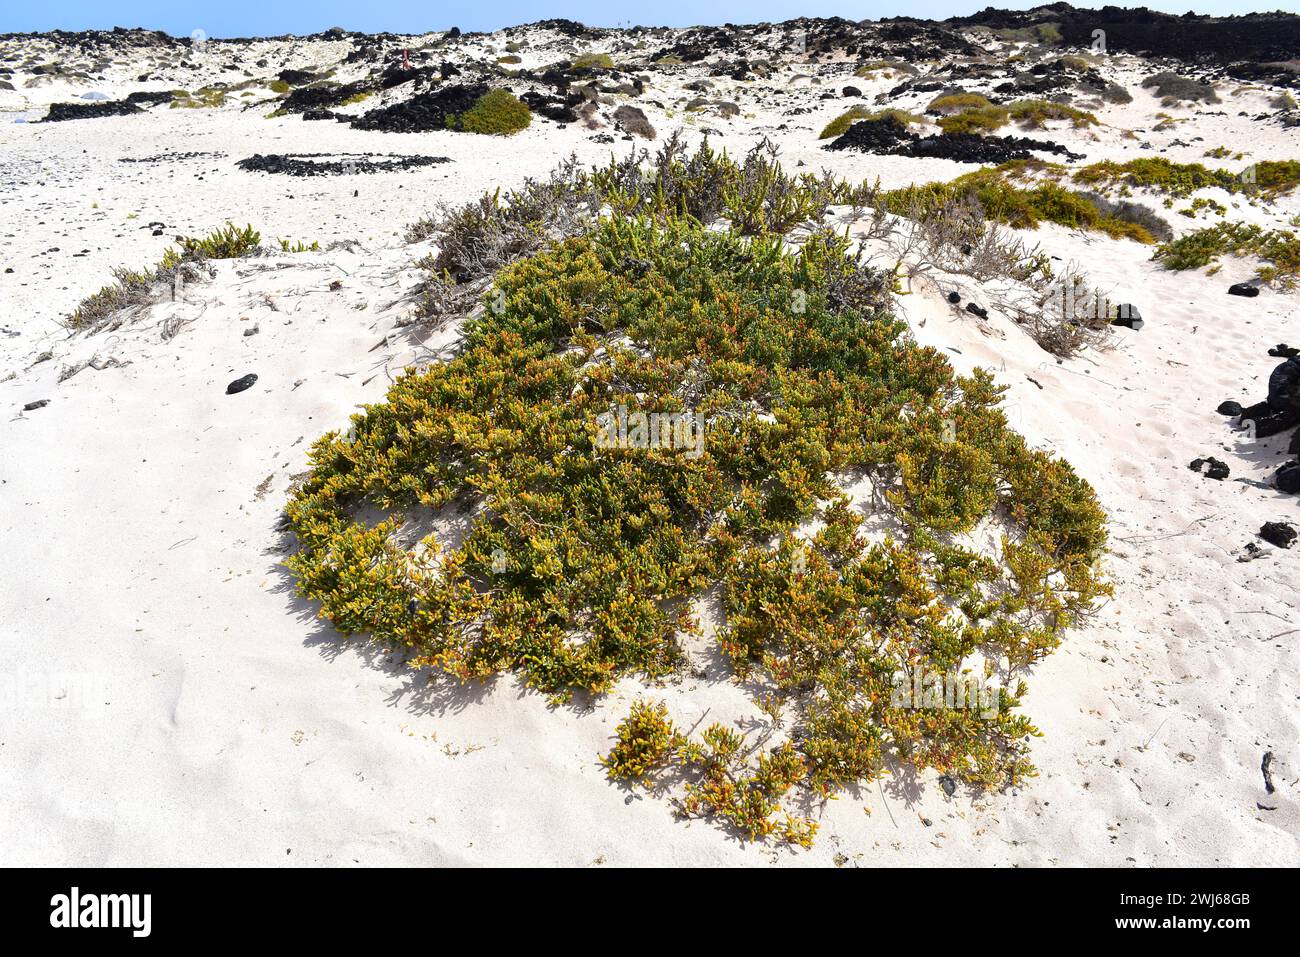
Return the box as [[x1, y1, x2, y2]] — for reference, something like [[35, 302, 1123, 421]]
[[1, 1, 1275, 38]]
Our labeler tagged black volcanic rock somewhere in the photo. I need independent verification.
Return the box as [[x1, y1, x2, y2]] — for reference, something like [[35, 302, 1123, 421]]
[[942, 5, 1300, 68], [43, 99, 143, 121], [237, 152, 451, 176], [825, 116, 1083, 164], [350, 83, 488, 133]]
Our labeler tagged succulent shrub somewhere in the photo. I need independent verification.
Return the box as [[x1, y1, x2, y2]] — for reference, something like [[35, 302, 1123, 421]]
[[177, 222, 261, 259], [285, 156, 1110, 843], [601, 699, 684, 787], [454, 88, 531, 135], [572, 52, 614, 70], [820, 106, 921, 139], [1075, 158, 1300, 200], [1006, 99, 1098, 129], [1154, 222, 1300, 288]]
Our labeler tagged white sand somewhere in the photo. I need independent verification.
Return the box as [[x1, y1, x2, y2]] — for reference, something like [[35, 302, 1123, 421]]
[[1, 24, 1297, 866]]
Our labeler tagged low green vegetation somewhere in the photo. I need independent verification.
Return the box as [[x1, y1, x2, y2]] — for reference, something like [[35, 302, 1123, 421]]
[[927, 94, 1095, 135], [1075, 157, 1300, 199], [452, 88, 531, 135], [176, 222, 261, 259], [170, 86, 227, 109], [1154, 222, 1300, 288], [992, 23, 1063, 44], [881, 168, 1161, 243], [819, 106, 922, 138], [572, 52, 614, 70], [286, 143, 1110, 846], [69, 223, 261, 330], [1142, 71, 1219, 106], [1007, 98, 1097, 129]]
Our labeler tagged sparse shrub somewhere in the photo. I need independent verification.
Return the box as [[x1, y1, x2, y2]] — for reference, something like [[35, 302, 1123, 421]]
[[1076, 191, 1173, 242], [1100, 81, 1132, 105], [177, 222, 261, 259], [278, 238, 320, 252], [820, 106, 921, 139], [928, 93, 1009, 134], [880, 169, 1157, 242], [1007, 98, 1097, 129], [1154, 222, 1300, 288], [1142, 71, 1219, 106], [572, 52, 614, 70], [993, 23, 1062, 45], [455, 88, 531, 135], [1075, 157, 1300, 199], [269, 79, 290, 93], [1074, 157, 1236, 197], [170, 86, 227, 109], [497, 54, 522, 65], [613, 104, 655, 139], [820, 105, 875, 138], [938, 105, 1010, 134], [69, 267, 162, 330], [67, 223, 260, 331], [286, 153, 1110, 845], [601, 699, 683, 786], [1272, 92, 1299, 111], [928, 92, 995, 114]]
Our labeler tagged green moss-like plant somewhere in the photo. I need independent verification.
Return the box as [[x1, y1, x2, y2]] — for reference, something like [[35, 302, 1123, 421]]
[[455, 88, 531, 135]]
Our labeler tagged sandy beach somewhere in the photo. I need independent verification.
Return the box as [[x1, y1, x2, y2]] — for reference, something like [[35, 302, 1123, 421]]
[[1, 11, 1297, 866]]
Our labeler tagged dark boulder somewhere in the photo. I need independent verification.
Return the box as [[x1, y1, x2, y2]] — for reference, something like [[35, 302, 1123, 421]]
[[1260, 521, 1297, 548], [1189, 456, 1230, 480], [226, 373, 258, 395]]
